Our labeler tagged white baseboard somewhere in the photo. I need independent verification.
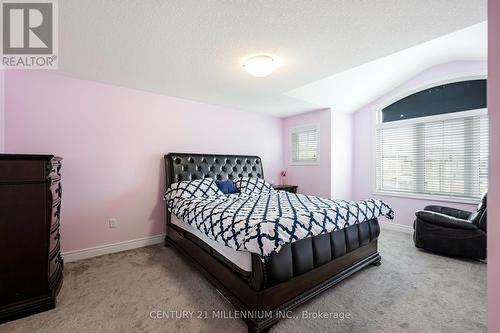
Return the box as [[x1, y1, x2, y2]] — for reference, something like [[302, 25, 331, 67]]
[[62, 233, 166, 263], [379, 222, 414, 234]]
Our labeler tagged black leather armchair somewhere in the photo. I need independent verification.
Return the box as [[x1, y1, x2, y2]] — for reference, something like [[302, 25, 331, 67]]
[[413, 194, 487, 260]]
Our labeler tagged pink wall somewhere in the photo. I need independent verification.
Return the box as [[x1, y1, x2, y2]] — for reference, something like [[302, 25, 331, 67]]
[[488, 1, 500, 331], [282, 108, 331, 197], [0, 70, 4, 152], [331, 112, 352, 200], [3, 70, 283, 252], [352, 61, 485, 226]]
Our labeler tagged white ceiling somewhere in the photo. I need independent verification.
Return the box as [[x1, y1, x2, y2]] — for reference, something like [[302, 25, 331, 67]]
[[286, 22, 488, 113], [56, 0, 487, 117]]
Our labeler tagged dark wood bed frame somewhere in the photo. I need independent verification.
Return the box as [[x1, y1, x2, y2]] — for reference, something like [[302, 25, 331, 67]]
[[164, 153, 382, 332]]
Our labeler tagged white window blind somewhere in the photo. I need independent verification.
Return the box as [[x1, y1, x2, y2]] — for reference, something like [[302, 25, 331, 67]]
[[290, 125, 320, 165], [376, 110, 488, 200]]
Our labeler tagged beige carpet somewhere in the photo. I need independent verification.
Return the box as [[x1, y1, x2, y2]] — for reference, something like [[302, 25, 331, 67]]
[[0, 229, 486, 333]]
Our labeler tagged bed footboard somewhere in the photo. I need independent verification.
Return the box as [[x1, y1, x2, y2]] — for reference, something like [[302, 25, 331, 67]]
[[254, 219, 380, 289], [165, 218, 381, 332]]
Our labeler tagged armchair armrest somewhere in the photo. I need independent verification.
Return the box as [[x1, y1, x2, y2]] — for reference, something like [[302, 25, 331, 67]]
[[415, 210, 478, 230], [478, 208, 487, 231], [423, 205, 472, 220]]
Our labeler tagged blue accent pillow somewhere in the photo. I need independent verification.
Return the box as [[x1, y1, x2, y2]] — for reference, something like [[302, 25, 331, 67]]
[[215, 180, 238, 194]]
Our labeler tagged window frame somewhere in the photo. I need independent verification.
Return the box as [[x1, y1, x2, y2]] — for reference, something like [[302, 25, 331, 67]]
[[289, 123, 321, 166], [372, 108, 487, 204]]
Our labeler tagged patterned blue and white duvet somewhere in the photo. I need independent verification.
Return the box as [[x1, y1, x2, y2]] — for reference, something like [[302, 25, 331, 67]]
[[167, 189, 394, 258]]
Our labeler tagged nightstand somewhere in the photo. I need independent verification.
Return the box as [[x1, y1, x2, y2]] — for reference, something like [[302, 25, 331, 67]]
[[272, 184, 298, 193]]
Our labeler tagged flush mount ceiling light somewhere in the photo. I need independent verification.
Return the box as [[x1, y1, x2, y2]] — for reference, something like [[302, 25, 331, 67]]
[[243, 55, 279, 77]]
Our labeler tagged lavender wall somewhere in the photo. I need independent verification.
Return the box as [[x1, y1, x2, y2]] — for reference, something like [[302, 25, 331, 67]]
[[3, 70, 283, 252], [331, 112, 352, 200], [0, 70, 4, 152], [282, 109, 332, 197], [352, 61, 486, 226], [488, 2, 500, 331]]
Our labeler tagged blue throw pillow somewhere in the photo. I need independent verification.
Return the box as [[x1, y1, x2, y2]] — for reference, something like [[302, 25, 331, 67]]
[[215, 180, 238, 194]]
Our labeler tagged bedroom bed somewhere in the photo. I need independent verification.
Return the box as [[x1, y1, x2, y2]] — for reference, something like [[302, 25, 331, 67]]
[[163, 153, 392, 333]]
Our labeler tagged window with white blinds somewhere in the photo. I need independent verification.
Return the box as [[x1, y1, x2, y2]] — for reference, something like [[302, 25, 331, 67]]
[[376, 109, 488, 200], [290, 124, 320, 165]]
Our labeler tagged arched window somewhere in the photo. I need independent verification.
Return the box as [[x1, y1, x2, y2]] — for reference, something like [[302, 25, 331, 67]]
[[375, 79, 488, 200]]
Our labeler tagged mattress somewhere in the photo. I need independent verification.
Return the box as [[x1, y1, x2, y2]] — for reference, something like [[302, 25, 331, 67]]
[[165, 188, 394, 257], [170, 215, 253, 272]]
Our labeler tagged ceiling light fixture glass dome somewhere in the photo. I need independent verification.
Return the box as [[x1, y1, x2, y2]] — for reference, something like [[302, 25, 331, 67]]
[[243, 55, 279, 77]]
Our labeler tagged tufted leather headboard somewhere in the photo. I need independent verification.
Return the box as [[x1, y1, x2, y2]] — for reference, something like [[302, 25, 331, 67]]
[[164, 153, 264, 188]]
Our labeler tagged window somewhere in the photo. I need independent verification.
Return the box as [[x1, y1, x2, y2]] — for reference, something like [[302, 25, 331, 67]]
[[290, 124, 320, 165], [375, 80, 488, 201]]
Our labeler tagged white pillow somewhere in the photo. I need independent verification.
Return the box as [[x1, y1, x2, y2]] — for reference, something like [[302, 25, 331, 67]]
[[164, 178, 223, 209], [234, 177, 273, 195]]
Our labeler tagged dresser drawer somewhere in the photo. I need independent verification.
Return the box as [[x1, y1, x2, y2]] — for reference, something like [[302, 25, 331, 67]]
[[49, 253, 63, 280], [49, 181, 62, 205], [49, 228, 61, 257], [0, 159, 46, 183]]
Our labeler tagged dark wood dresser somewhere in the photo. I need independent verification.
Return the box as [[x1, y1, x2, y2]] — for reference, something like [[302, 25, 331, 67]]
[[0, 154, 63, 323]]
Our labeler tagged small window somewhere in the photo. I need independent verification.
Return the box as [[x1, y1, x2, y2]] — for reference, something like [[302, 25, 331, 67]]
[[290, 124, 320, 165]]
